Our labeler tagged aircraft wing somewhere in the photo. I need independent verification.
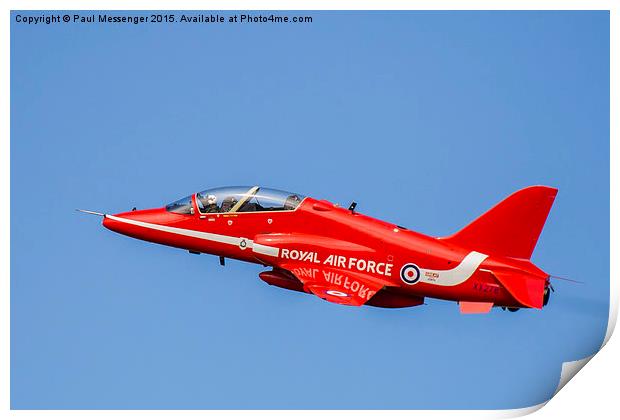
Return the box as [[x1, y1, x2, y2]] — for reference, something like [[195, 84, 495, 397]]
[[280, 264, 386, 306]]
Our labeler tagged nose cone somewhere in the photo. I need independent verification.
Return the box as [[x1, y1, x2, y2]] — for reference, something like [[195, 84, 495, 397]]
[[102, 213, 118, 232], [102, 207, 177, 238]]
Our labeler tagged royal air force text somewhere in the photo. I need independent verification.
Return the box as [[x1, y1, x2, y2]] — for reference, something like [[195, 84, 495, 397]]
[[280, 249, 393, 277]]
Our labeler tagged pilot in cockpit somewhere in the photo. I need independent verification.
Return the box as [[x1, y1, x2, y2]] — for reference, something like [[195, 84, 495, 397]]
[[204, 194, 220, 213], [220, 196, 238, 213]]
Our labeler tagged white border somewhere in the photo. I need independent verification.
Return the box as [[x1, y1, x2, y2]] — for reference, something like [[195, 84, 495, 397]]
[[2, 1, 616, 419]]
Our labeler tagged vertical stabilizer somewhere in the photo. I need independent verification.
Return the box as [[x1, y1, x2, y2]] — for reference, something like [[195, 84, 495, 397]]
[[442, 186, 558, 259]]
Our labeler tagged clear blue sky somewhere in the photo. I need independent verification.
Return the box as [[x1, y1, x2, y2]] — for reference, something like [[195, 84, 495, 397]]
[[11, 11, 609, 409]]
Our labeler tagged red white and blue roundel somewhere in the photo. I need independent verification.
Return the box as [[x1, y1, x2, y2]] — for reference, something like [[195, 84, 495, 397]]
[[400, 263, 421, 285]]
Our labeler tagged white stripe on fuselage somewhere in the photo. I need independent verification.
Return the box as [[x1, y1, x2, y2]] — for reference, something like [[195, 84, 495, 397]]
[[105, 214, 282, 256], [252, 243, 280, 257], [107, 215, 484, 285], [418, 251, 488, 286]]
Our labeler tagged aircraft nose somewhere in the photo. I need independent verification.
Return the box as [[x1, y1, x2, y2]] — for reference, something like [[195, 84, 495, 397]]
[[102, 214, 113, 229], [102, 208, 171, 237], [102, 211, 132, 235]]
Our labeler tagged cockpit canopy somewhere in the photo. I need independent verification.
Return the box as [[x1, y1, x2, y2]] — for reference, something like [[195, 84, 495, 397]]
[[165, 186, 305, 215]]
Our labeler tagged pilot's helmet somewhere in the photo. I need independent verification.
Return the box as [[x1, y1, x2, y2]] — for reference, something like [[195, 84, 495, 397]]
[[207, 194, 217, 205]]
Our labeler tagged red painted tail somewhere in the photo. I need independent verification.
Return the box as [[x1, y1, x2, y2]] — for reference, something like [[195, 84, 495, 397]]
[[443, 186, 558, 259]]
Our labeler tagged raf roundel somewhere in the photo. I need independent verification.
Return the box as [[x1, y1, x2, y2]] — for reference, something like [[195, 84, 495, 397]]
[[400, 263, 421, 285], [326, 290, 349, 297]]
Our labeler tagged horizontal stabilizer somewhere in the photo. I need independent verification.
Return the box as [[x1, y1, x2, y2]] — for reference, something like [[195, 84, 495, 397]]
[[490, 269, 546, 309]]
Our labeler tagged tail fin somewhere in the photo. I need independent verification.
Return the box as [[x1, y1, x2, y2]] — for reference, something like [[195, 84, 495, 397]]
[[442, 186, 558, 259]]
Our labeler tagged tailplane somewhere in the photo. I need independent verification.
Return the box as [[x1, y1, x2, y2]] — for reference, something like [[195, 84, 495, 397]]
[[442, 186, 558, 259]]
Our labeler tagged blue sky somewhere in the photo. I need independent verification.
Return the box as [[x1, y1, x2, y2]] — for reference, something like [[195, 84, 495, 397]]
[[11, 11, 609, 409]]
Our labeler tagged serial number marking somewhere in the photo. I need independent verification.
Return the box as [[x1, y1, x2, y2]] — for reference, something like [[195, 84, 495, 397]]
[[472, 282, 500, 294]]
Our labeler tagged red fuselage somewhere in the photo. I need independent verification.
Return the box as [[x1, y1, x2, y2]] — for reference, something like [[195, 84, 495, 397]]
[[99, 186, 555, 312]]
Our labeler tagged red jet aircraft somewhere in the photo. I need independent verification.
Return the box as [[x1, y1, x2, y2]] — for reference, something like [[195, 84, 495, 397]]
[[80, 185, 558, 313]]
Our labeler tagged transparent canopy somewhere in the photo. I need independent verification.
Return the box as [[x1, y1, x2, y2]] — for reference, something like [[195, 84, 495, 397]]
[[165, 195, 193, 215], [165, 186, 305, 215]]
